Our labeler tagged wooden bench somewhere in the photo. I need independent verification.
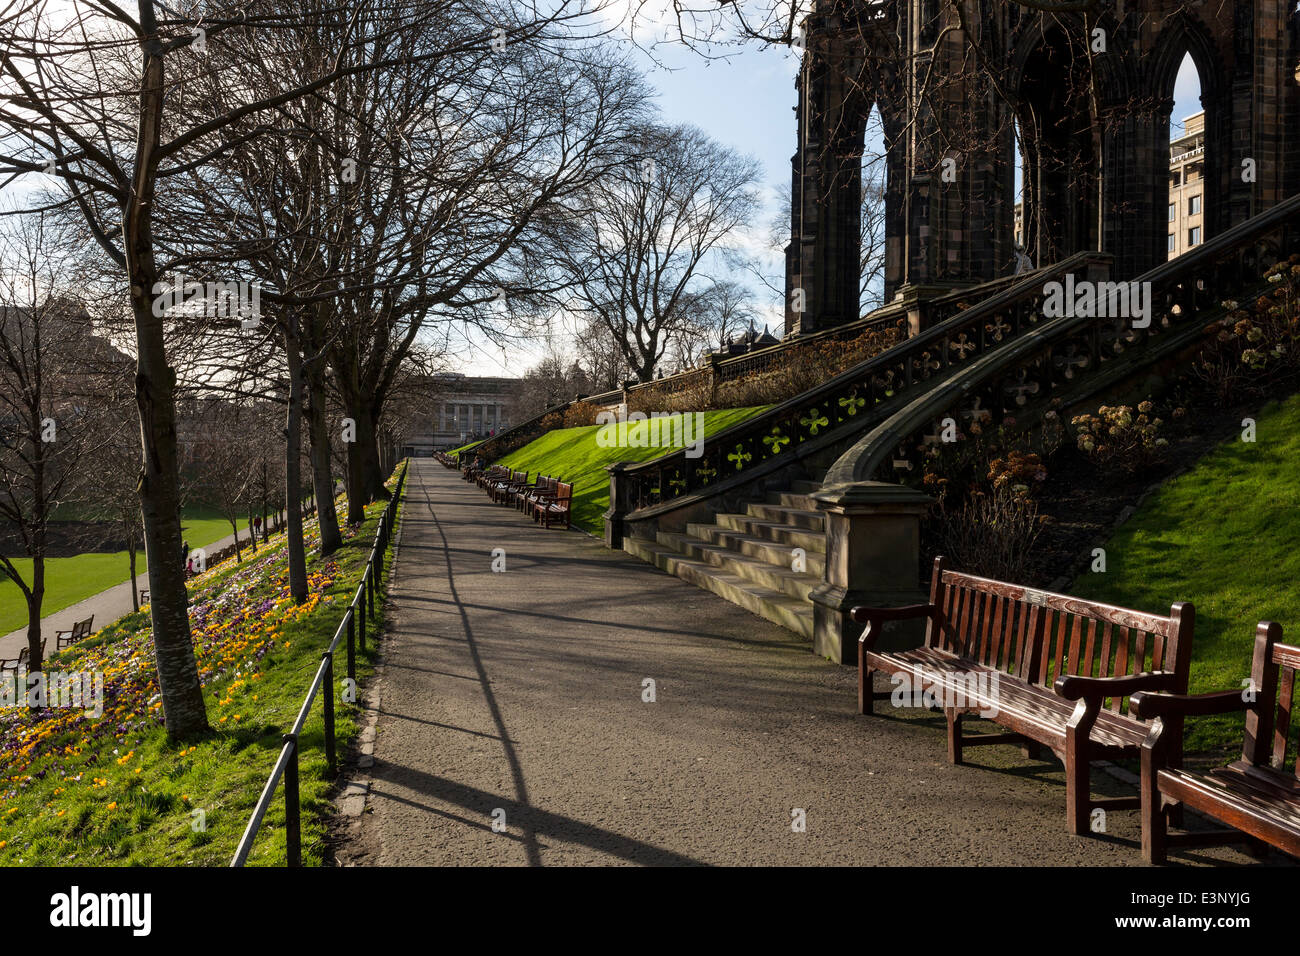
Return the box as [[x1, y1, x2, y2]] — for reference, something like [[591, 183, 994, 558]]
[[0, 639, 47, 674], [533, 481, 573, 530], [490, 470, 528, 505], [54, 616, 95, 651], [1133, 621, 1300, 862], [853, 557, 1194, 835], [476, 464, 507, 489], [518, 475, 554, 514]]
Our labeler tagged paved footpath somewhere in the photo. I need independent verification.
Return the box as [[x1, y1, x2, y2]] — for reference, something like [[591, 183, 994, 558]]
[[341, 459, 1252, 866]]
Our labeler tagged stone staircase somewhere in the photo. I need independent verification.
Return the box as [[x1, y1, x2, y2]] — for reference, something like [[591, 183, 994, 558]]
[[622, 480, 824, 639]]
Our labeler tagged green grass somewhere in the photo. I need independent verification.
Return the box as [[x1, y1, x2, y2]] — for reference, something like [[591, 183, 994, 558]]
[[1068, 393, 1300, 757], [0, 508, 243, 636], [0, 481, 402, 866], [496, 407, 770, 534], [448, 439, 482, 456]]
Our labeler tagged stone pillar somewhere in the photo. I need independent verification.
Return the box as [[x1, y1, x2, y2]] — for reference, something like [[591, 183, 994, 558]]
[[604, 462, 630, 549], [808, 482, 932, 664]]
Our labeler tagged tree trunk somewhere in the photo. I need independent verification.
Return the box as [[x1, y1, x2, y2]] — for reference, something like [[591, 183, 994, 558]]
[[129, 545, 139, 613], [284, 315, 308, 604], [228, 515, 242, 563], [304, 362, 343, 555], [125, 29, 208, 740], [26, 555, 44, 677], [339, 386, 390, 524]]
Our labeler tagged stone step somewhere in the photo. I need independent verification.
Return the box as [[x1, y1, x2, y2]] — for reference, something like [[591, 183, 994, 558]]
[[714, 513, 825, 552], [686, 524, 827, 574], [767, 491, 821, 511], [744, 502, 825, 532], [658, 532, 820, 603], [623, 537, 814, 640]]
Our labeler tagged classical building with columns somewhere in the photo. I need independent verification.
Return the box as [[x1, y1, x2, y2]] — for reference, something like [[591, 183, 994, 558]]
[[398, 373, 518, 456]]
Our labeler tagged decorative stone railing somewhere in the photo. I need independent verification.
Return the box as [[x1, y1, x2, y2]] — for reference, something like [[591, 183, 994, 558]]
[[825, 192, 1300, 486], [807, 191, 1300, 663], [605, 251, 1111, 547]]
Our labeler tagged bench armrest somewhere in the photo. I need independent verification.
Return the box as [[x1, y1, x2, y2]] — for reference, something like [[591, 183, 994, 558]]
[[850, 604, 938, 652], [1054, 671, 1179, 702], [1130, 689, 1254, 720]]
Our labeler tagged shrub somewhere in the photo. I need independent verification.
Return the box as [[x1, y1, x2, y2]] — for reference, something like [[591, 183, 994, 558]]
[[929, 484, 1045, 582], [1187, 255, 1300, 402], [1070, 401, 1170, 477]]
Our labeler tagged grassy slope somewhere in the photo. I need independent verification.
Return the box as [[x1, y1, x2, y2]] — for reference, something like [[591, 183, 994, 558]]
[[1068, 393, 1300, 756], [1, 511, 248, 636], [496, 407, 770, 534], [0, 487, 399, 866]]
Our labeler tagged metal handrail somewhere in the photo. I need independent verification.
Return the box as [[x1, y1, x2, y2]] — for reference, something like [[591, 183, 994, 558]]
[[231, 461, 408, 867]]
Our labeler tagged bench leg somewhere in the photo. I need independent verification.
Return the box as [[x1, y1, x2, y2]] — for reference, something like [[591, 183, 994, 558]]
[[858, 665, 875, 715], [1066, 754, 1090, 836], [946, 709, 963, 765], [1140, 765, 1167, 864]]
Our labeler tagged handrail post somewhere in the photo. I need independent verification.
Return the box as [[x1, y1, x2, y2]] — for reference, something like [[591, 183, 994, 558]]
[[367, 558, 376, 619], [346, 606, 356, 683], [358, 585, 367, 651], [323, 652, 336, 777], [284, 734, 301, 867]]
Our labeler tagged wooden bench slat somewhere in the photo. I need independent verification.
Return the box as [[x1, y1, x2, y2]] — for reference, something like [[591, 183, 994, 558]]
[[976, 590, 994, 664], [1081, 618, 1097, 677], [1067, 614, 1084, 678], [1098, 621, 1113, 680], [1276, 666, 1295, 775]]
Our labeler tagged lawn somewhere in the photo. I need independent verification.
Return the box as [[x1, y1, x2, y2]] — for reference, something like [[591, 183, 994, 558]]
[[0, 473, 402, 866], [1068, 393, 1300, 758], [0, 508, 252, 636], [496, 407, 770, 534]]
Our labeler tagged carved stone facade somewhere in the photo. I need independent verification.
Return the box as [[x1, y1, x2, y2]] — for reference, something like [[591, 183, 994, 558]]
[[786, 0, 1300, 336]]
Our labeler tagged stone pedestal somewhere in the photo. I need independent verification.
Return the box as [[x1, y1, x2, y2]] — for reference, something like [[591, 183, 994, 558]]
[[604, 462, 629, 549], [809, 481, 932, 664], [891, 282, 971, 335]]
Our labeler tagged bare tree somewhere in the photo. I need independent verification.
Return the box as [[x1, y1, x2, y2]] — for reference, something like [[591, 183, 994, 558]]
[[0, 215, 120, 673], [1, 0, 596, 736], [548, 122, 761, 382]]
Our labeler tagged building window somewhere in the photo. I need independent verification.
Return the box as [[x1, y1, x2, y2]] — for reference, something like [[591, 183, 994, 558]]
[[1168, 233, 1176, 253], [1188, 226, 1202, 246], [1168, 203, 1176, 222], [1188, 195, 1201, 216]]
